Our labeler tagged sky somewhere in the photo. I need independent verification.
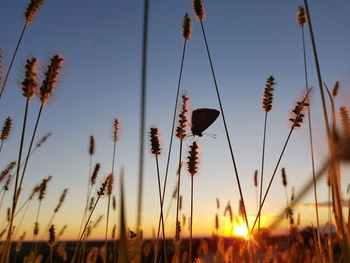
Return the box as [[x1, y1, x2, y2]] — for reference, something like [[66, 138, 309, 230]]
[[0, 0, 350, 241]]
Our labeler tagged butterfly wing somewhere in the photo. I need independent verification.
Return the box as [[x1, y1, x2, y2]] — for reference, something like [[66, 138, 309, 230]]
[[191, 108, 220, 136]]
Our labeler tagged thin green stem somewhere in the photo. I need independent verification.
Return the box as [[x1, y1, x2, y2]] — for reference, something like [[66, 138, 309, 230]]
[[199, 20, 249, 231]]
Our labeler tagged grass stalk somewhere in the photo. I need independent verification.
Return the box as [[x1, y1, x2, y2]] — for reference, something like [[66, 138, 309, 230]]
[[198, 19, 249, 231], [1, 99, 29, 263], [0, 24, 27, 100]]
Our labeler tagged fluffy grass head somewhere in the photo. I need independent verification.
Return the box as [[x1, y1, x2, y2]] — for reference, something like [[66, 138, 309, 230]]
[[176, 92, 190, 139], [262, 76, 276, 113], [113, 117, 120, 142], [22, 57, 38, 100], [89, 135, 95, 156], [1, 116, 13, 141], [182, 13, 192, 40], [150, 127, 161, 156], [332, 81, 340, 97], [192, 0, 206, 21], [25, 0, 44, 24], [296, 6, 306, 27], [187, 141, 200, 176], [39, 54, 63, 104], [90, 163, 101, 186], [288, 90, 311, 128], [281, 168, 287, 187]]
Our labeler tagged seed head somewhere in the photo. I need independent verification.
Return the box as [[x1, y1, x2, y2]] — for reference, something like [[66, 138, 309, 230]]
[[90, 163, 100, 186], [3, 175, 12, 191], [39, 54, 63, 104], [150, 127, 161, 156], [182, 13, 192, 40], [340, 107, 350, 142], [224, 201, 233, 223], [38, 175, 52, 201], [0, 161, 16, 183], [22, 58, 38, 100], [192, 0, 206, 21], [296, 6, 306, 27], [176, 93, 190, 139], [48, 225, 55, 246], [34, 222, 39, 236], [332, 81, 340, 97], [216, 198, 220, 209], [1, 116, 13, 141], [254, 170, 258, 187], [89, 197, 95, 211], [36, 132, 52, 148], [238, 199, 245, 221], [54, 188, 68, 213], [112, 195, 116, 211], [25, 0, 44, 24], [107, 173, 114, 196], [89, 135, 95, 156], [97, 177, 108, 196], [113, 117, 120, 142], [262, 76, 276, 112], [281, 168, 287, 187], [288, 90, 311, 128], [187, 141, 199, 176]]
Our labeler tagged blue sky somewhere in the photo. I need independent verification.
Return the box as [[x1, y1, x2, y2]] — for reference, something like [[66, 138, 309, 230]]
[[0, 0, 350, 239]]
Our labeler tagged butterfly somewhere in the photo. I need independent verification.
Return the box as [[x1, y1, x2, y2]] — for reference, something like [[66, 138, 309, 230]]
[[191, 108, 220, 137]]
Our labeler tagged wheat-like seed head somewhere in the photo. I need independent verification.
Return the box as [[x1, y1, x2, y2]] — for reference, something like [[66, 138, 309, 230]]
[[89, 135, 95, 156], [224, 201, 233, 223], [112, 117, 120, 142], [48, 225, 56, 246], [22, 57, 38, 100], [288, 90, 311, 128], [111, 224, 116, 239], [36, 132, 52, 148], [25, 0, 44, 24], [296, 6, 306, 27], [90, 163, 100, 186], [89, 197, 95, 211], [112, 195, 116, 211], [215, 214, 219, 230], [54, 188, 68, 213], [38, 175, 52, 201], [262, 76, 276, 112], [216, 198, 220, 209], [182, 13, 192, 40], [187, 141, 199, 176], [332, 81, 340, 97], [1, 116, 13, 141], [254, 170, 258, 187], [238, 199, 245, 221], [107, 173, 114, 196], [281, 168, 287, 187], [192, 0, 206, 21], [0, 161, 16, 183], [97, 178, 108, 196], [176, 93, 190, 139], [150, 127, 161, 156], [92, 215, 103, 229], [175, 220, 181, 241], [39, 54, 63, 104], [340, 106, 350, 141], [7, 207, 10, 222], [3, 175, 12, 191], [34, 222, 39, 236]]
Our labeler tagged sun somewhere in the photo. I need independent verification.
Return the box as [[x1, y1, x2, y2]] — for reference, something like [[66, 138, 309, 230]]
[[232, 222, 249, 239]]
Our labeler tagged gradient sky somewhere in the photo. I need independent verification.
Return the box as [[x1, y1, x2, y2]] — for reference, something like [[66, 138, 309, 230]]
[[0, 0, 350, 240]]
